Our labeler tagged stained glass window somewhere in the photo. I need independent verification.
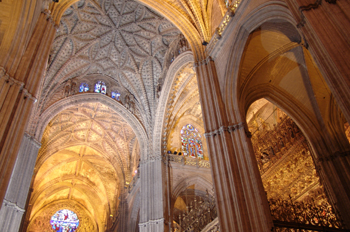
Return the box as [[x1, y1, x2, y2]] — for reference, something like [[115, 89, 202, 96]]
[[50, 209, 79, 232], [79, 83, 89, 92], [181, 124, 204, 159], [111, 91, 120, 100], [94, 81, 106, 94]]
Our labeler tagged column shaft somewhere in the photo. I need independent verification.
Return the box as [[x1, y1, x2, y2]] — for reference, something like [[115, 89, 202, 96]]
[[0, 133, 41, 232], [286, 0, 350, 123], [195, 58, 273, 232], [139, 158, 166, 232], [0, 11, 56, 205]]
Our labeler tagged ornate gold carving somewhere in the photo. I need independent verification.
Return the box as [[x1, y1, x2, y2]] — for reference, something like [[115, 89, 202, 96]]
[[206, 0, 241, 55], [246, 100, 345, 230], [269, 197, 343, 229]]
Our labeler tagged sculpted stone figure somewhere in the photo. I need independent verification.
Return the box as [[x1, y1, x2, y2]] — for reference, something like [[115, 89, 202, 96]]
[[70, 81, 76, 95], [64, 79, 71, 98], [124, 95, 130, 109]]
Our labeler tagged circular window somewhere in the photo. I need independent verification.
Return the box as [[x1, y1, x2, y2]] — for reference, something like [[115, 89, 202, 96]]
[[50, 209, 79, 231]]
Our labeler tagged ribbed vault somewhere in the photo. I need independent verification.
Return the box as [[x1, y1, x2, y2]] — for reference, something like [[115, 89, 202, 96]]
[[38, 0, 181, 131], [27, 102, 138, 231]]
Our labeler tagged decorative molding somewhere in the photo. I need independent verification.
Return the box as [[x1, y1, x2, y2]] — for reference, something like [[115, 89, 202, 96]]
[[0, 67, 24, 88], [2, 199, 25, 213], [139, 218, 164, 227], [296, 0, 337, 27], [205, 1, 242, 56], [204, 122, 245, 138], [41, 9, 59, 29], [167, 154, 211, 169], [299, 0, 322, 12], [0, 66, 38, 102], [24, 132, 41, 149], [140, 155, 163, 165], [22, 89, 37, 103]]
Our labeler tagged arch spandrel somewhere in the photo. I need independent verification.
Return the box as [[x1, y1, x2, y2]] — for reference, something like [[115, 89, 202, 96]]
[[153, 51, 195, 157]]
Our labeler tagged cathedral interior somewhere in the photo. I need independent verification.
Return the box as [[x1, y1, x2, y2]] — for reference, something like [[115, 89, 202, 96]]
[[0, 0, 350, 231]]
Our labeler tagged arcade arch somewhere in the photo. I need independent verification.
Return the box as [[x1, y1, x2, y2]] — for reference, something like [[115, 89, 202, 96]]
[[225, 15, 350, 226], [24, 98, 144, 231]]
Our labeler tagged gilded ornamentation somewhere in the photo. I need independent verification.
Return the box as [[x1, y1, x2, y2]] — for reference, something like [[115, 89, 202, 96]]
[[247, 100, 344, 230], [206, 0, 241, 55], [270, 197, 343, 229], [344, 122, 350, 144]]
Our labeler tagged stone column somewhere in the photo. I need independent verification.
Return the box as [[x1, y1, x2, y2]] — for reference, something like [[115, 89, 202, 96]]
[[315, 149, 350, 227], [0, 10, 57, 205], [285, 0, 350, 123], [139, 156, 166, 232], [195, 58, 273, 232], [0, 133, 41, 232]]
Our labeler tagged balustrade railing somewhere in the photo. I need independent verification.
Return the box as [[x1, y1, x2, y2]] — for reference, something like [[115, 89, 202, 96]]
[[167, 153, 210, 168]]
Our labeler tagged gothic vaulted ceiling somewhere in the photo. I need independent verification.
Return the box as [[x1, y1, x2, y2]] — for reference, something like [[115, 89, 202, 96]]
[[28, 103, 138, 231], [37, 0, 181, 131]]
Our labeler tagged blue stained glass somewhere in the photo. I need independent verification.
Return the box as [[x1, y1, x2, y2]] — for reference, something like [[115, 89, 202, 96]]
[[79, 83, 89, 92], [111, 92, 120, 100], [94, 81, 106, 94], [50, 209, 79, 232], [181, 124, 204, 159]]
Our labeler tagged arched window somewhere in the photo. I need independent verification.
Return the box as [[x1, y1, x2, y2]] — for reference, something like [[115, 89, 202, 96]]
[[111, 91, 120, 101], [79, 83, 89, 92], [181, 124, 203, 159], [50, 209, 79, 231], [94, 81, 106, 94]]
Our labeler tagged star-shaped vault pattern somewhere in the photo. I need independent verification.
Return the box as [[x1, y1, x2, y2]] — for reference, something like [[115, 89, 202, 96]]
[[40, 0, 180, 130]]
